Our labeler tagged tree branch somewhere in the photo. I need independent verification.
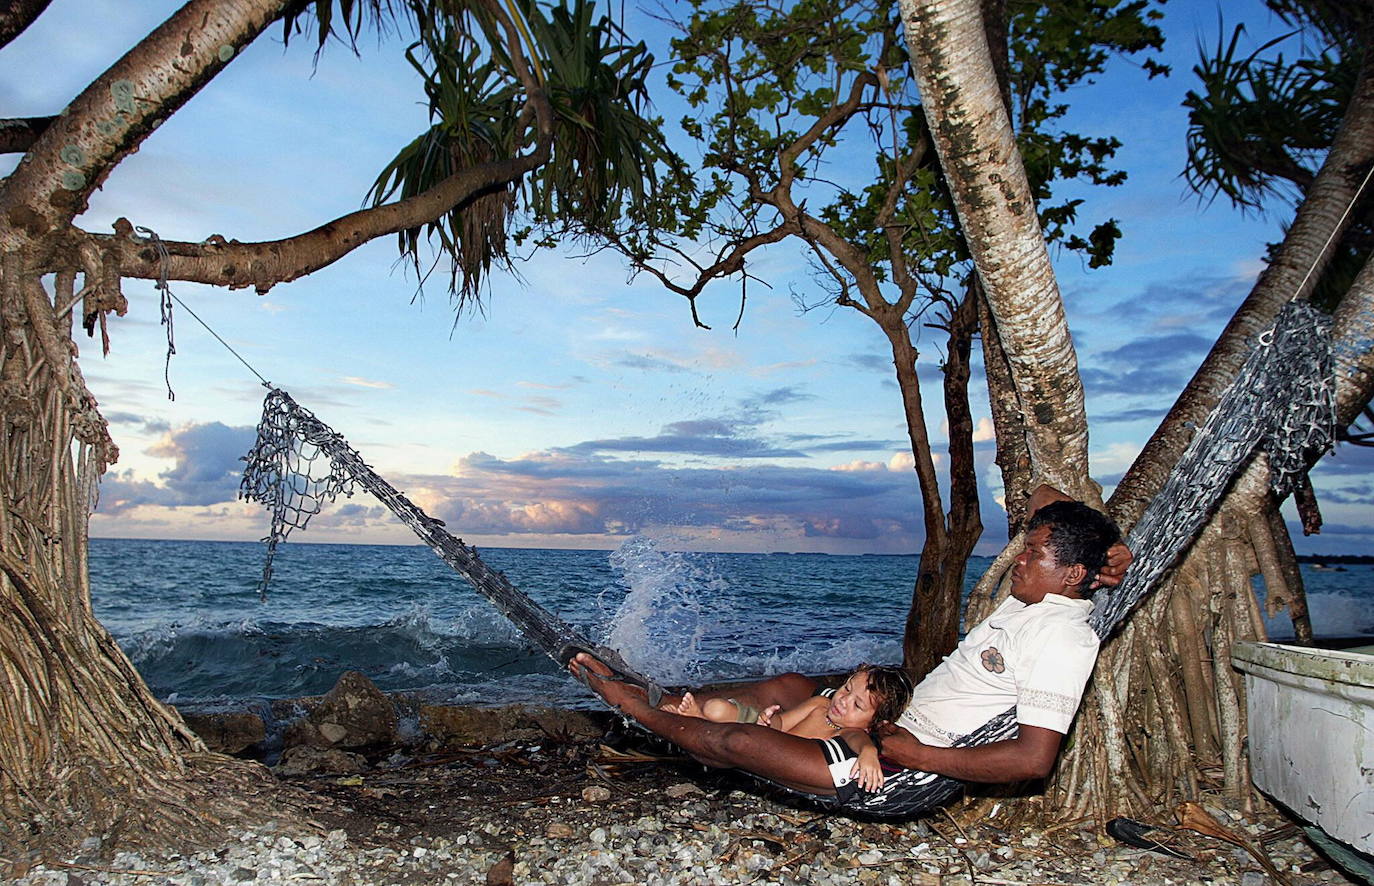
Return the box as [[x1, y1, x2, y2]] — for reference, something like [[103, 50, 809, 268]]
[[0, 0, 286, 247], [0, 0, 52, 50], [0, 116, 54, 154], [90, 147, 550, 293], [1111, 51, 1374, 528]]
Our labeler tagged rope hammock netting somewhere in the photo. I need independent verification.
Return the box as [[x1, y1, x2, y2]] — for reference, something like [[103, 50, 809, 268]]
[[239, 299, 1335, 816]]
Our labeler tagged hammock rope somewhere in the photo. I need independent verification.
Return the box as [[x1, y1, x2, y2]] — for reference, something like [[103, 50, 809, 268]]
[[239, 300, 1334, 817], [240, 387, 658, 692]]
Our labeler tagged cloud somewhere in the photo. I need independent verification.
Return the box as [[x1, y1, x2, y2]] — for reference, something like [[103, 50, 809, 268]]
[[1315, 481, 1374, 506], [1079, 332, 1213, 396], [615, 354, 692, 374], [339, 376, 394, 389], [566, 421, 808, 459], [1101, 333, 1215, 365], [98, 422, 256, 514], [752, 386, 814, 406], [399, 448, 924, 542], [799, 438, 906, 453], [102, 411, 172, 434], [845, 353, 891, 373], [1095, 406, 1168, 424], [1094, 275, 1249, 331]]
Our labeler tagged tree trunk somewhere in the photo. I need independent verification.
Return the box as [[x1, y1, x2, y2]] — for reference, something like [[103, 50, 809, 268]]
[[0, 266, 285, 856], [901, 290, 984, 679], [0, 0, 563, 853], [898, 0, 1093, 501], [901, 0, 1374, 824]]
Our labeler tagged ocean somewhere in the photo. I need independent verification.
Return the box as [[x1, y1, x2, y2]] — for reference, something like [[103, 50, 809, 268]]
[[89, 536, 1374, 712]]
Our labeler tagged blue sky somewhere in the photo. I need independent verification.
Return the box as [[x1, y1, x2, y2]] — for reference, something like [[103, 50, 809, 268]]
[[5, 0, 1370, 555]]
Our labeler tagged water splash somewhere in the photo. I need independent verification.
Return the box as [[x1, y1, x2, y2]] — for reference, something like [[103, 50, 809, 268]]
[[600, 536, 733, 684]]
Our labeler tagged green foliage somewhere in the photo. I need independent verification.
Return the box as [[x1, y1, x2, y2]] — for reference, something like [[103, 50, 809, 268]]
[[357, 0, 681, 304], [631, 0, 1165, 321], [1183, 0, 1370, 309], [1183, 24, 1350, 210], [280, 0, 406, 52]]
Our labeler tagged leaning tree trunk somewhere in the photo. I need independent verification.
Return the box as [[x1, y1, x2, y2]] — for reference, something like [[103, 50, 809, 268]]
[[1050, 56, 1374, 818], [898, 0, 1095, 504], [1111, 51, 1374, 528]]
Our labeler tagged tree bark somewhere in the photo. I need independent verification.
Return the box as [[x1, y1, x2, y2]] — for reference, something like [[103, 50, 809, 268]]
[[0, 0, 52, 49], [899, 0, 1093, 500], [902, 290, 983, 679], [976, 284, 1031, 527]]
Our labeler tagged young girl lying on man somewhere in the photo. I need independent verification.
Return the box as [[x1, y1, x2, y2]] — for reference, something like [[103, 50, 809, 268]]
[[662, 663, 912, 795]]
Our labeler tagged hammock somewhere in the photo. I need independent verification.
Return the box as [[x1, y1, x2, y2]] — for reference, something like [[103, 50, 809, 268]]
[[240, 300, 1334, 817]]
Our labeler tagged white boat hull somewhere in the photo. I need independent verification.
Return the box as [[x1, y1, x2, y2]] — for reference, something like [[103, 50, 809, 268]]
[[1232, 641, 1373, 854]]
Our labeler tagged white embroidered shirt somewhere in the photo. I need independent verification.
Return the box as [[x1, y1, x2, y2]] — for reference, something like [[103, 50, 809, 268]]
[[896, 594, 1099, 745]]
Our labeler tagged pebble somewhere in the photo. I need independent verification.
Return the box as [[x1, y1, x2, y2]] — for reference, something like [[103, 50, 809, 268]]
[[9, 795, 1349, 886], [581, 785, 612, 803]]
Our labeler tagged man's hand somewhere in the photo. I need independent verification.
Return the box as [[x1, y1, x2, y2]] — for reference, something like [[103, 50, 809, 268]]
[[1094, 541, 1133, 589], [874, 722, 929, 770], [1026, 483, 1131, 589]]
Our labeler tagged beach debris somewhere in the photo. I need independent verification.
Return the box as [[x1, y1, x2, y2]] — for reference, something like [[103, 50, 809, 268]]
[[274, 744, 368, 777], [581, 785, 612, 803], [485, 851, 515, 886], [1106, 816, 1193, 859], [418, 704, 610, 749], [665, 782, 705, 798], [1175, 801, 1293, 886]]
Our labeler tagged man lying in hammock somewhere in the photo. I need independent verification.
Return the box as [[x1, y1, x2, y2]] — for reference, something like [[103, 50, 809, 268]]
[[569, 486, 1127, 811]]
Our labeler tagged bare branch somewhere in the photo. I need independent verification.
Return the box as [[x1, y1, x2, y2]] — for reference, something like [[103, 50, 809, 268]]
[[0, 0, 52, 50], [92, 131, 551, 294], [0, 116, 54, 154]]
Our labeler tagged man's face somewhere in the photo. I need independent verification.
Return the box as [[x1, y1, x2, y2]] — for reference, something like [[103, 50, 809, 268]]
[[1010, 525, 1081, 604]]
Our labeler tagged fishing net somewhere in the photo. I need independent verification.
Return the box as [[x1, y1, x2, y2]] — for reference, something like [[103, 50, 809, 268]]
[[239, 388, 657, 692], [1089, 299, 1335, 634], [238, 301, 1334, 817]]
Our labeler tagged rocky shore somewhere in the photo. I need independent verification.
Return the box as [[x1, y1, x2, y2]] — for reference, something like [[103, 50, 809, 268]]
[[9, 673, 1356, 885]]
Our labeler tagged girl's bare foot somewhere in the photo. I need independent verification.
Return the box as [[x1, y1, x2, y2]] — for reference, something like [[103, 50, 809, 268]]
[[664, 691, 704, 718]]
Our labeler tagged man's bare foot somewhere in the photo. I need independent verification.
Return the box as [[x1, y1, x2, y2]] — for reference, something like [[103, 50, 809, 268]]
[[567, 651, 648, 712], [663, 691, 704, 718]]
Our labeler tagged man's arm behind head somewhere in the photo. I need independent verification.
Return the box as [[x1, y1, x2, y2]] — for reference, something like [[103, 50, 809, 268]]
[[1027, 501, 1122, 594]]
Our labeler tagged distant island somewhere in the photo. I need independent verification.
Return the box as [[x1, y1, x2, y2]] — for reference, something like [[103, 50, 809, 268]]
[[1297, 554, 1374, 565]]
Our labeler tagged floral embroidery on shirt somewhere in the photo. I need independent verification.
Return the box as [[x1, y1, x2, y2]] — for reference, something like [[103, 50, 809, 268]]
[[981, 647, 1006, 673]]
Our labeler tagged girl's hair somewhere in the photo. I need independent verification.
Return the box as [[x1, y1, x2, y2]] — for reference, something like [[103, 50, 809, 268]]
[[851, 663, 913, 727]]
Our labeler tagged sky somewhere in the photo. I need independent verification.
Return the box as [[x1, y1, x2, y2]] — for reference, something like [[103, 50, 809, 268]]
[[3, 0, 1371, 556]]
